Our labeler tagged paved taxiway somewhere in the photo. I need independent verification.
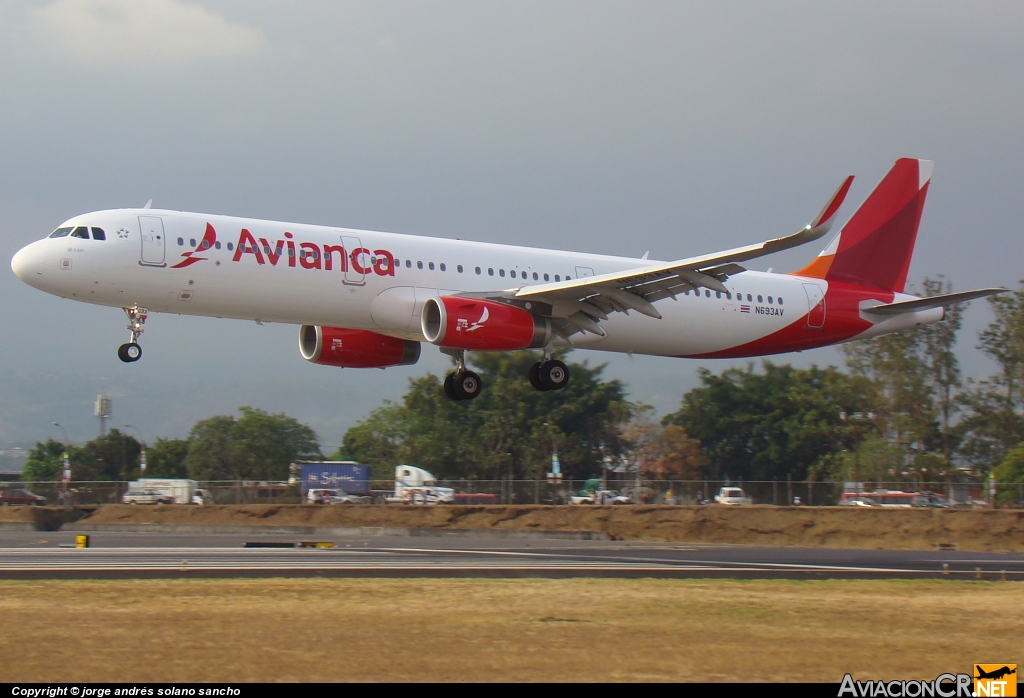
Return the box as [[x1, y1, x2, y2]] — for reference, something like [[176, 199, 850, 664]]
[[0, 530, 1021, 580]]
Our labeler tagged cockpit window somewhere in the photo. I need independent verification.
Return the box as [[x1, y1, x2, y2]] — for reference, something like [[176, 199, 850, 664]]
[[70, 226, 89, 239], [49, 227, 73, 238], [91, 228, 106, 240]]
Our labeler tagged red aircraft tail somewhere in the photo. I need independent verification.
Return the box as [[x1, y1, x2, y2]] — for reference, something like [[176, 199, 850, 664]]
[[794, 158, 932, 293]]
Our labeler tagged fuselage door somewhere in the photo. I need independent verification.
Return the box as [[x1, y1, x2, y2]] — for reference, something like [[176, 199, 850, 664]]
[[803, 282, 826, 330], [138, 216, 166, 266], [341, 235, 365, 285]]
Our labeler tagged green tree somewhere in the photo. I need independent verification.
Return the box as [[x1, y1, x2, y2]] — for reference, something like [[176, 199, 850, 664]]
[[68, 429, 142, 481], [339, 351, 632, 480], [145, 438, 190, 478], [185, 407, 321, 481], [991, 446, 1024, 507], [664, 362, 875, 481], [959, 283, 1024, 473], [21, 439, 69, 482]]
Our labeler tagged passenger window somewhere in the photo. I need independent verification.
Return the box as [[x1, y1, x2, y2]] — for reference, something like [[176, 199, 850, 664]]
[[227, 243, 234, 251], [475, 267, 481, 275], [190, 238, 196, 247], [49, 227, 73, 238], [417, 261, 423, 269], [215, 241, 221, 249], [554, 275, 560, 281], [716, 292, 721, 299], [705, 290, 711, 298], [778, 297, 784, 305], [429, 262, 435, 270], [533, 272, 538, 280], [439, 263, 446, 271], [177, 237, 184, 246], [202, 240, 210, 249], [757, 295, 763, 303], [543, 273, 549, 281], [406, 260, 412, 268], [288, 248, 294, 256], [566, 276, 571, 280], [71, 226, 89, 239], [747, 294, 753, 302], [767, 296, 773, 304], [726, 292, 731, 300], [457, 265, 463, 273], [499, 269, 505, 277], [488, 268, 494, 276], [91, 228, 106, 240]]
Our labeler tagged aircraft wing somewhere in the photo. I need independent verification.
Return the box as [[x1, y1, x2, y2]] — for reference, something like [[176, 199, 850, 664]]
[[860, 288, 1006, 317], [501, 175, 854, 339]]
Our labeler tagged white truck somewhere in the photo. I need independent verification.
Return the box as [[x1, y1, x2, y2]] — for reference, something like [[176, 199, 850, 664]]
[[378, 465, 455, 505], [130, 478, 203, 505], [714, 486, 752, 505]]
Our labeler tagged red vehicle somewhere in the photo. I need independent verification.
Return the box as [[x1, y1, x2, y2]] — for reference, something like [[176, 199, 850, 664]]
[[0, 487, 46, 506]]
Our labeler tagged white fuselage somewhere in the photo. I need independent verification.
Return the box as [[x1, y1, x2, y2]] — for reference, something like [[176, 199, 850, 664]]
[[11, 208, 932, 359]]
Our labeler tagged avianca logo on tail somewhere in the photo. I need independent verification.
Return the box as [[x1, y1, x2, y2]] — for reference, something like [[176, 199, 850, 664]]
[[170, 224, 396, 276]]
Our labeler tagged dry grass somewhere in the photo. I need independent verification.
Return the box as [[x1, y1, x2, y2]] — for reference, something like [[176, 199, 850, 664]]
[[0, 578, 1020, 682]]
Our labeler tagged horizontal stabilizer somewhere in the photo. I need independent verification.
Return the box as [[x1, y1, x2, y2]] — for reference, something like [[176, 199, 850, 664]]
[[861, 288, 1005, 316]]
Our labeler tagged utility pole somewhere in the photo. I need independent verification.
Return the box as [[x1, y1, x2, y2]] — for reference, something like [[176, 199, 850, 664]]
[[52, 422, 70, 505], [125, 425, 146, 478]]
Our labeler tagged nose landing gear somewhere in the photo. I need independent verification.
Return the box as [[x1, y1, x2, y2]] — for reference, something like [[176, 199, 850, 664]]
[[442, 349, 483, 401], [118, 305, 147, 363]]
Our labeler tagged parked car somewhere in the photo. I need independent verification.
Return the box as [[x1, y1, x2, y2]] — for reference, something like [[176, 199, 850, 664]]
[[569, 489, 632, 505], [307, 488, 370, 505], [714, 487, 752, 505], [838, 496, 881, 507], [0, 487, 46, 506], [328, 490, 372, 505], [122, 489, 174, 505]]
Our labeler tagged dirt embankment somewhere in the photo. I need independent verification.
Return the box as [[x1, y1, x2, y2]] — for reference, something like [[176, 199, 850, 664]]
[[0, 506, 95, 531], [50, 504, 1024, 551]]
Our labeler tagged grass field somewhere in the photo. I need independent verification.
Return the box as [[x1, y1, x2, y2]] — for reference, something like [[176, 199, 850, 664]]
[[0, 578, 1019, 682]]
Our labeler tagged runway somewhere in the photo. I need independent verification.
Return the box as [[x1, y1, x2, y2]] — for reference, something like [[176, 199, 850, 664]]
[[0, 530, 1021, 579]]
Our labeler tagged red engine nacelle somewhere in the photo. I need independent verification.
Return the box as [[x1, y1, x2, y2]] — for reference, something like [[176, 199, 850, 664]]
[[299, 326, 421, 368], [421, 297, 550, 351]]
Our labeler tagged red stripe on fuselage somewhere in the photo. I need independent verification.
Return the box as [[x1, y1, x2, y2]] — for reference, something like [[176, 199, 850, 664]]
[[680, 282, 895, 359]]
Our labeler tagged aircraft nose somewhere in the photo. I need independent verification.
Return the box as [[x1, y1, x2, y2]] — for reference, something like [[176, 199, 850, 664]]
[[11, 241, 44, 283]]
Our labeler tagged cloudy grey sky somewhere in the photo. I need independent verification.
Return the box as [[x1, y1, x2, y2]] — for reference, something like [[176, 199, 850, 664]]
[[2, 1, 1023, 449]]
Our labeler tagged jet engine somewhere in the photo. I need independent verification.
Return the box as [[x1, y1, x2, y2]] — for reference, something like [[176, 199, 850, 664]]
[[299, 325, 421, 368], [421, 297, 550, 351]]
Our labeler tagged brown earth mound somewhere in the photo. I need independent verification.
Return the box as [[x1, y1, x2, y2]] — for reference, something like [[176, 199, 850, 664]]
[[0, 506, 94, 530], [69, 504, 1024, 551]]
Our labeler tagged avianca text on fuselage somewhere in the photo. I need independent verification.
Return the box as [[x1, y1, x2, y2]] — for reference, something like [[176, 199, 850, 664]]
[[171, 223, 396, 277]]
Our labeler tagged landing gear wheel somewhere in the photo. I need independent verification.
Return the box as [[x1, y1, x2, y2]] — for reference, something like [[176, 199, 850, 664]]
[[539, 360, 569, 391], [118, 343, 142, 363], [529, 362, 546, 391], [444, 373, 459, 400], [453, 370, 482, 400]]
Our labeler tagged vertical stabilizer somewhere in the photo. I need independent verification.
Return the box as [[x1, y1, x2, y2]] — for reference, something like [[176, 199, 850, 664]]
[[794, 158, 932, 292]]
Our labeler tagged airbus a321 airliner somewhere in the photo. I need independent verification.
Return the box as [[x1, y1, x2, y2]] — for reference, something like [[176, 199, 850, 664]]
[[11, 158, 1002, 400]]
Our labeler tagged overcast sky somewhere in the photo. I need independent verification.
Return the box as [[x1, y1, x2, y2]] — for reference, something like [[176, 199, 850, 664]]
[[2, 1, 1023, 449]]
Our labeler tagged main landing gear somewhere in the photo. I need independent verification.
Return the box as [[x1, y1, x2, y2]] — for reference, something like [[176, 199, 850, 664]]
[[443, 350, 483, 401], [117, 305, 147, 363], [529, 358, 570, 392]]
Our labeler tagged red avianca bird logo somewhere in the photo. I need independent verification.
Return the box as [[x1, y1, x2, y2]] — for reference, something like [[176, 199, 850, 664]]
[[170, 222, 217, 269]]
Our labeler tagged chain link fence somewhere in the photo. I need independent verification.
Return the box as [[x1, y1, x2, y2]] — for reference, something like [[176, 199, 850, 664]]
[[7, 479, 1023, 508]]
